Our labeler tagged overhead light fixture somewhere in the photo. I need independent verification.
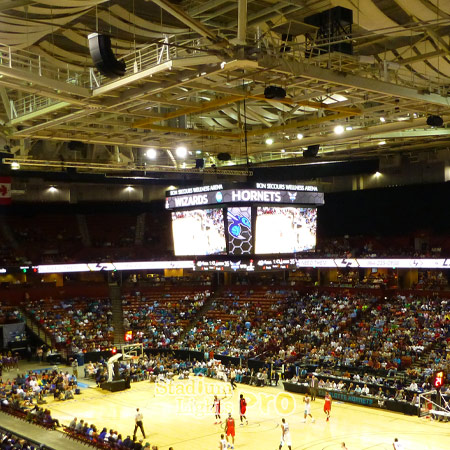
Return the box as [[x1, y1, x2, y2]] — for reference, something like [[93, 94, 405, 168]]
[[378, 140, 386, 146], [346, 126, 353, 131], [125, 186, 134, 191], [281, 149, 286, 153], [374, 171, 381, 178], [176, 146, 187, 158], [296, 133, 303, 140], [196, 150, 202, 155], [265, 138, 274, 145], [145, 148, 157, 159], [334, 125, 345, 135], [11, 161, 20, 170], [48, 186, 58, 192], [380, 117, 386, 123]]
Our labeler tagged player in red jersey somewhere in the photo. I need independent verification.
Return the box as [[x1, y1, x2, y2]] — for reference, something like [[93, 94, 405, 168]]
[[239, 394, 248, 426], [324, 392, 332, 421], [225, 412, 235, 449]]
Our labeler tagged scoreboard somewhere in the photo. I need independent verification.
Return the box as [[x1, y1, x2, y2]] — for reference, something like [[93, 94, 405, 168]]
[[166, 182, 324, 257]]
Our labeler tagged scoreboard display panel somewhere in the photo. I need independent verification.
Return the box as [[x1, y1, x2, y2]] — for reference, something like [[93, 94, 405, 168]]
[[255, 207, 317, 254], [227, 206, 253, 255], [167, 183, 323, 256], [171, 209, 226, 256]]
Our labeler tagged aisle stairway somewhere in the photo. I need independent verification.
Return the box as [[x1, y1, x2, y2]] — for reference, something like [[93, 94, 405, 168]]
[[76, 214, 91, 247], [135, 213, 146, 245], [179, 286, 224, 340], [110, 283, 125, 345], [20, 307, 69, 361], [0, 216, 19, 249]]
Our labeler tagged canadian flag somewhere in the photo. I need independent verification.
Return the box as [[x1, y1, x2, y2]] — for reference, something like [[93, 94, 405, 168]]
[[0, 176, 11, 205]]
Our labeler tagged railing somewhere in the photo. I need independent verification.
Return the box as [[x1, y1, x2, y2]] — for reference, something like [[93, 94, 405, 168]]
[[0, 44, 90, 87], [90, 35, 206, 87], [21, 308, 54, 348], [11, 94, 61, 119], [6, 35, 210, 119], [22, 310, 70, 361]]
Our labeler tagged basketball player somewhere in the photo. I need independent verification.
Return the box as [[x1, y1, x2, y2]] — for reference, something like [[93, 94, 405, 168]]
[[278, 418, 292, 450], [225, 412, 235, 449], [239, 394, 248, 425], [213, 395, 223, 424], [393, 438, 404, 450], [219, 434, 227, 450], [324, 392, 332, 421], [302, 393, 315, 423], [341, 443, 348, 449]]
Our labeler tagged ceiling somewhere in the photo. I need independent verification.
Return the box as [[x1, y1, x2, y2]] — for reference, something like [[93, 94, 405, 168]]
[[0, 0, 450, 176]]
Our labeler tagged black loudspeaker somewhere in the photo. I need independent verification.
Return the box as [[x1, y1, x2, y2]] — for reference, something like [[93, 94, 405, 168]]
[[217, 152, 232, 161], [426, 115, 444, 127], [303, 144, 320, 158], [195, 158, 204, 169], [264, 86, 286, 100], [100, 380, 127, 392], [88, 33, 126, 78]]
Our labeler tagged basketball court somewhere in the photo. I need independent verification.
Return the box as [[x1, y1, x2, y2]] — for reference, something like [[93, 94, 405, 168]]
[[42, 375, 449, 450]]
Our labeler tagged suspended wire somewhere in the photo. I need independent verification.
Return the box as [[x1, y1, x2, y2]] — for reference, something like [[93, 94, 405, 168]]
[[242, 79, 250, 169]]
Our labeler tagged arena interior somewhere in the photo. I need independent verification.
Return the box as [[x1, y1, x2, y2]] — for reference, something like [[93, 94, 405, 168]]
[[1, 1, 450, 449]]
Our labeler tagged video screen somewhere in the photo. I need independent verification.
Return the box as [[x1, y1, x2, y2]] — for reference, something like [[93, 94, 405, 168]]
[[255, 207, 317, 254], [171, 209, 226, 255], [227, 207, 252, 255]]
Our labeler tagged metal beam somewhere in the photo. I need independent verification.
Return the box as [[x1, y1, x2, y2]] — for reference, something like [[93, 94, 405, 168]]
[[8, 102, 71, 126], [0, 87, 11, 120], [2, 157, 252, 176], [363, 128, 450, 139], [399, 49, 446, 65], [237, 0, 248, 44], [92, 61, 173, 97], [186, 81, 361, 114], [149, 0, 228, 45], [246, 112, 354, 138], [258, 57, 450, 108], [189, 0, 229, 17], [139, 124, 242, 139], [12, 110, 94, 136], [0, 66, 90, 98], [134, 95, 245, 127], [0, 0, 37, 11], [259, 115, 450, 153]]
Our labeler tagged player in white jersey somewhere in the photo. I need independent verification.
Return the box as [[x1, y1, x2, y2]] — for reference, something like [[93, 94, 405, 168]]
[[212, 395, 222, 424], [219, 434, 227, 450], [302, 393, 315, 423], [279, 418, 292, 450]]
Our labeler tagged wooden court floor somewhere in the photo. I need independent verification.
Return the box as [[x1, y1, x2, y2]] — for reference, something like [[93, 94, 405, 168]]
[[42, 377, 450, 450]]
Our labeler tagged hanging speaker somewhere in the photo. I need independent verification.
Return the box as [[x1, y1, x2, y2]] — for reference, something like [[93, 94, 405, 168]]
[[88, 33, 126, 78], [426, 115, 444, 127], [217, 153, 232, 161], [264, 86, 286, 100], [303, 144, 320, 158]]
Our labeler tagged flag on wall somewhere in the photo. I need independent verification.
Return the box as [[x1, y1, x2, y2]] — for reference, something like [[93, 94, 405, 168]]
[[0, 176, 11, 205]]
